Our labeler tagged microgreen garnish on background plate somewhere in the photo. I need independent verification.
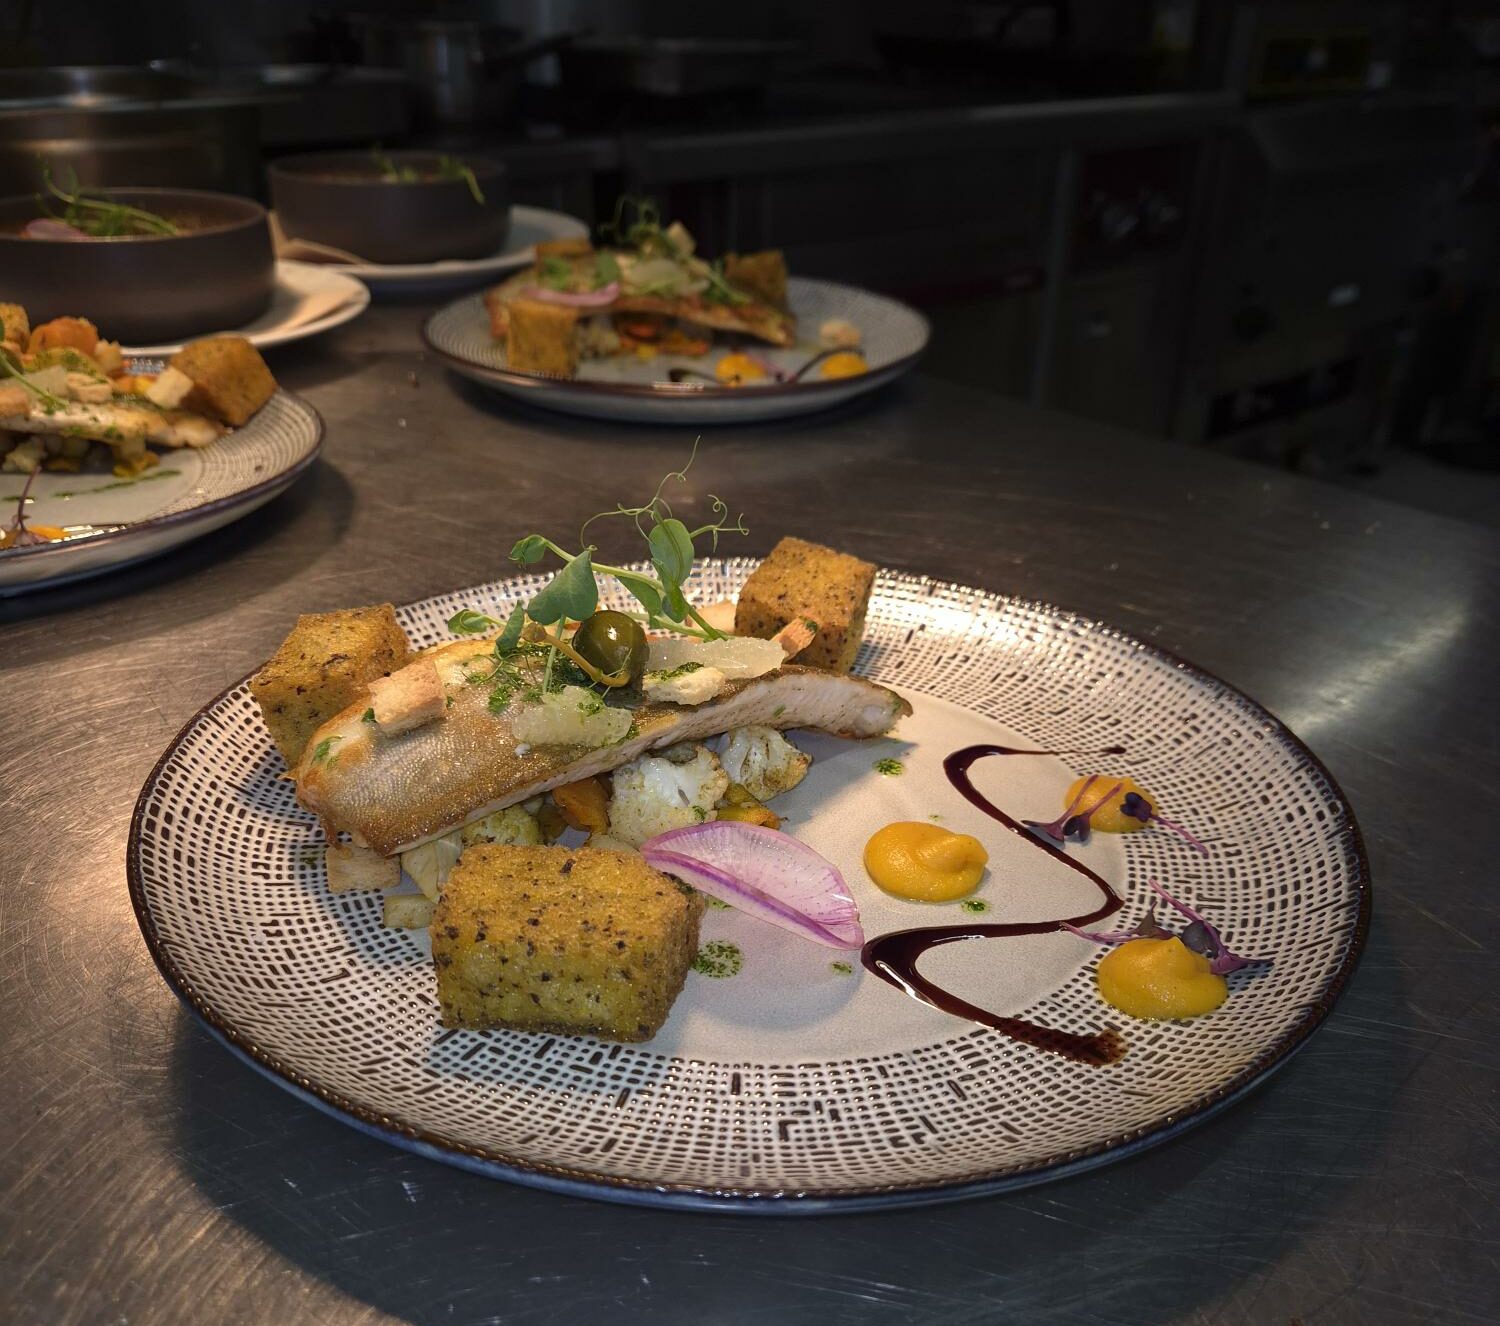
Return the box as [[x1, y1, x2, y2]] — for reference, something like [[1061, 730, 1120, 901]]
[[33, 164, 179, 238], [369, 148, 485, 204], [1064, 879, 1269, 976]]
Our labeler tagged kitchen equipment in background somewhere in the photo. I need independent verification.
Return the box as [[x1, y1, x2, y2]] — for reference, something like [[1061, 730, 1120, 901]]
[[0, 66, 263, 197], [354, 17, 578, 127], [1224, 2, 1404, 101], [148, 62, 413, 152], [1175, 94, 1478, 473]]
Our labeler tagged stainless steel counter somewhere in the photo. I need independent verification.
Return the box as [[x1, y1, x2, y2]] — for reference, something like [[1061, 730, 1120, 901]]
[[2, 302, 1494, 1325]]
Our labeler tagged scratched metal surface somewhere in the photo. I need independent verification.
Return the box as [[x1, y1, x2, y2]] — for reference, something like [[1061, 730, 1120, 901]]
[[1, 303, 1494, 1326]]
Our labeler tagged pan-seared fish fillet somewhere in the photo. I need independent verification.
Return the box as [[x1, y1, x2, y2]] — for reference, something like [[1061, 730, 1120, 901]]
[[293, 639, 910, 857], [482, 260, 796, 349], [0, 399, 223, 448]]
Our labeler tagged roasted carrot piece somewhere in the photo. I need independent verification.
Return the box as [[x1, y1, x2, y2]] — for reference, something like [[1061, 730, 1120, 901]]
[[553, 776, 610, 835]]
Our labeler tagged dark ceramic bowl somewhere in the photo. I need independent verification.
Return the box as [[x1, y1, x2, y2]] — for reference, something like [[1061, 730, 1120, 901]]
[[268, 151, 511, 265], [0, 189, 273, 345]]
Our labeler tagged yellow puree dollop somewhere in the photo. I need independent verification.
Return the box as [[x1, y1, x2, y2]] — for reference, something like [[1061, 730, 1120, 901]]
[[819, 351, 867, 380], [1065, 775, 1154, 832], [1096, 937, 1227, 1019], [864, 822, 988, 901], [715, 352, 768, 384]]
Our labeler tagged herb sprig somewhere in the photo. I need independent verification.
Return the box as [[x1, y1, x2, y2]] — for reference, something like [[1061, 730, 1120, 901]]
[[598, 196, 750, 306], [37, 164, 179, 237], [447, 444, 747, 698], [370, 148, 485, 205]]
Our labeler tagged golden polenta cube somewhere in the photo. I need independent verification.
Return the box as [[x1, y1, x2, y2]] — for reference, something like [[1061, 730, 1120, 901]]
[[506, 298, 579, 379], [430, 844, 705, 1042], [734, 535, 877, 674], [250, 603, 410, 766], [169, 335, 277, 426]]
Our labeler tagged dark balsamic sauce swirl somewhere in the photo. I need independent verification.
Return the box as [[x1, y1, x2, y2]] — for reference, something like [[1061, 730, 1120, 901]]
[[860, 744, 1130, 1065]]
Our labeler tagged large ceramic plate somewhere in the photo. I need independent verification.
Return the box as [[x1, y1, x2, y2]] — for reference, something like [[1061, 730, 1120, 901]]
[[125, 262, 369, 357], [128, 564, 1368, 1211], [315, 206, 590, 295], [0, 390, 322, 595], [423, 278, 930, 423]]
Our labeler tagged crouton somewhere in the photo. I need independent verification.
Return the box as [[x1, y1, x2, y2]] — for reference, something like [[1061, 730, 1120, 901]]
[[0, 303, 29, 351], [368, 658, 446, 735], [431, 844, 704, 1041], [168, 336, 276, 426], [250, 604, 411, 766], [724, 250, 788, 308], [0, 384, 31, 418], [28, 316, 97, 358], [734, 536, 877, 674], [505, 298, 578, 378], [326, 841, 400, 893], [535, 237, 593, 260]]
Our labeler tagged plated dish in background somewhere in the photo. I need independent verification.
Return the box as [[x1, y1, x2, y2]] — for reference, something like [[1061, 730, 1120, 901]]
[[128, 460, 1368, 1209], [421, 201, 929, 424], [0, 308, 321, 594], [123, 262, 369, 358], [268, 149, 511, 265], [273, 206, 591, 296], [0, 179, 274, 345]]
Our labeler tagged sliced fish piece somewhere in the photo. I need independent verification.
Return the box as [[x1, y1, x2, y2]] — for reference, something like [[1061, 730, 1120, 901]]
[[293, 639, 910, 857]]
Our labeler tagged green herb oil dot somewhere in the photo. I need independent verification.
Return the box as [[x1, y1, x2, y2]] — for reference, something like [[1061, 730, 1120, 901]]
[[692, 940, 742, 978], [959, 899, 990, 914], [830, 961, 853, 975], [874, 758, 904, 776]]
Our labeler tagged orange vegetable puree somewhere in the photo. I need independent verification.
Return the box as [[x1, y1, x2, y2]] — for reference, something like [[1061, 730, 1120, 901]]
[[1065, 775, 1154, 833], [1096, 937, 1227, 1019], [818, 351, 867, 380], [864, 821, 988, 901], [716, 352, 768, 384]]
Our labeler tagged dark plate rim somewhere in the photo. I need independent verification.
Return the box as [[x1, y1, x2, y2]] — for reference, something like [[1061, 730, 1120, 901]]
[[126, 572, 1372, 1212], [420, 285, 932, 403], [0, 389, 323, 570]]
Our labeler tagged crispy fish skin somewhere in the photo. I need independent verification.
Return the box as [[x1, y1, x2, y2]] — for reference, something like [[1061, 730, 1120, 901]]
[[293, 641, 910, 857]]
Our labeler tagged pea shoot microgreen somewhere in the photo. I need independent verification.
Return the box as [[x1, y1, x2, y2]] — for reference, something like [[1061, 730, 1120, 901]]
[[598, 196, 751, 305], [36, 163, 179, 237], [446, 443, 746, 707]]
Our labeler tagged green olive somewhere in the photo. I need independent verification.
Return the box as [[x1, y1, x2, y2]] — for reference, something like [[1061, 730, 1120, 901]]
[[572, 610, 648, 686]]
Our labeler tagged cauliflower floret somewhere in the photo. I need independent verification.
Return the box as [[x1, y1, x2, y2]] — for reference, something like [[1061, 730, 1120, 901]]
[[586, 832, 639, 854], [400, 828, 463, 902], [1, 436, 44, 473], [719, 726, 811, 802], [400, 806, 542, 901], [461, 805, 543, 848], [607, 744, 729, 846], [641, 662, 727, 706]]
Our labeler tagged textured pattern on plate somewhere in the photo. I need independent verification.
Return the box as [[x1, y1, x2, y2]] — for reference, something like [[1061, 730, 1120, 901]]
[[149, 391, 321, 515], [129, 563, 1368, 1208]]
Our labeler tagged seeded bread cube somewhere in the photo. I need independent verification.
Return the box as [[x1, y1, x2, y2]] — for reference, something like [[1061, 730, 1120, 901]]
[[250, 604, 411, 766], [724, 250, 788, 308], [168, 335, 277, 426], [0, 303, 29, 351], [505, 298, 579, 378], [734, 536, 877, 674], [431, 844, 704, 1042]]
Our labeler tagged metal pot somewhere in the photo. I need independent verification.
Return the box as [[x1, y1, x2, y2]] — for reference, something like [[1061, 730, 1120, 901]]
[[354, 17, 577, 126], [0, 67, 264, 198]]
